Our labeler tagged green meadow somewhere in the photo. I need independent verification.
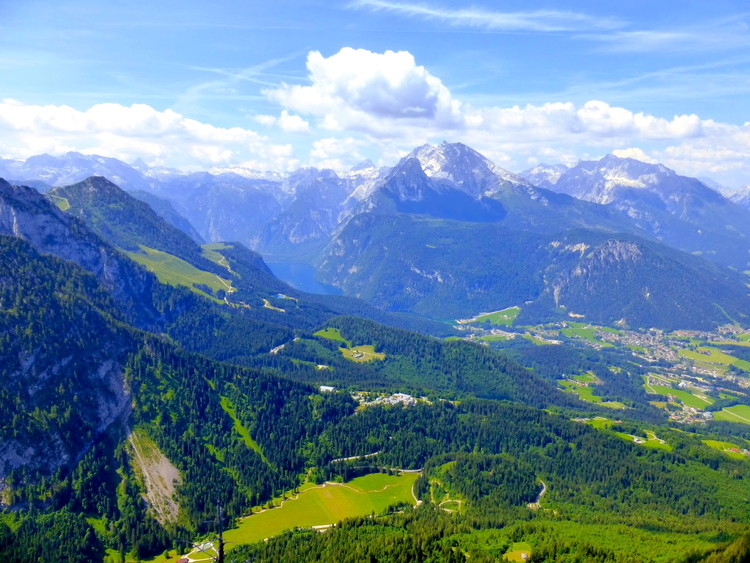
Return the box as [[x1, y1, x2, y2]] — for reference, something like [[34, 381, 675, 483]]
[[679, 346, 750, 372], [224, 472, 418, 546], [702, 440, 748, 460], [314, 327, 351, 345], [126, 245, 232, 301], [340, 345, 385, 363], [643, 381, 714, 410], [615, 430, 672, 451], [559, 377, 626, 409], [714, 404, 750, 425], [560, 322, 617, 347], [472, 306, 520, 327], [201, 242, 233, 268]]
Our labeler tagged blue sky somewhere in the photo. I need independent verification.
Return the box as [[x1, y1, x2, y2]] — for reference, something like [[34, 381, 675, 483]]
[[1, 0, 749, 185]]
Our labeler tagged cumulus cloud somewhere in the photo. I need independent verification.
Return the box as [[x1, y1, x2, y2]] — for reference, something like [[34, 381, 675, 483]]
[[259, 48, 750, 183], [254, 110, 311, 133], [309, 137, 366, 170], [0, 99, 298, 170], [264, 48, 464, 135], [612, 147, 658, 163], [2, 47, 750, 185]]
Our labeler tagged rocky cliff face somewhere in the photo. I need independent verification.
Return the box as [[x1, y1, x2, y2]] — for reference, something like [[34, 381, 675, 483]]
[[0, 179, 159, 326], [0, 235, 136, 490]]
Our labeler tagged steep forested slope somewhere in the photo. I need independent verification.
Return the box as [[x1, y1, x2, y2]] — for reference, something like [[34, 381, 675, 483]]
[[317, 213, 750, 329]]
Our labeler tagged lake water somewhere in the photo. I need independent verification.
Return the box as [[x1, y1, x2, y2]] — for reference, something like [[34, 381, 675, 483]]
[[267, 262, 343, 296]]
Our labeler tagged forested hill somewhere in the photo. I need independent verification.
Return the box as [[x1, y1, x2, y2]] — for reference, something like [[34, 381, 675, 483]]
[[3, 240, 750, 562], [317, 212, 750, 330], [2, 177, 750, 562], [48, 176, 224, 275]]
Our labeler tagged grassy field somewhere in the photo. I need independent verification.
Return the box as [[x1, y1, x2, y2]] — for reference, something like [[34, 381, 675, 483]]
[[714, 404, 750, 425], [201, 243, 233, 269], [560, 323, 616, 347], [644, 383, 714, 410], [223, 472, 418, 546], [572, 373, 598, 384], [559, 379, 626, 409], [126, 246, 232, 301], [702, 440, 748, 460], [587, 417, 614, 430], [472, 307, 520, 327], [505, 541, 532, 562], [314, 327, 351, 345], [341, 345, 385, 363], [219, 396, 266, 461], [477, 334, 509, 343], [680, 347, 750, 372], [614, 430, 672, 451], [46, 193, 70, 211]]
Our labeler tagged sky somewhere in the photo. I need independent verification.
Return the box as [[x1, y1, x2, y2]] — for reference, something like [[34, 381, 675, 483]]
[[1, 0, 749, 186]]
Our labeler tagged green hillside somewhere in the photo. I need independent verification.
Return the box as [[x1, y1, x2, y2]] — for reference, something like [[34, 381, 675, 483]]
[[3, 180, 750, 563], [316, 213, 750, 330]]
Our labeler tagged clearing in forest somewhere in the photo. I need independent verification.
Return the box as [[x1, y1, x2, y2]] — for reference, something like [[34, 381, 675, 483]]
[[315, 327, 385, 362], [314, 327, 351, 346], [702, 440, 749, 459], [223, 472, 418, 546], [126, 245, 233, 301], [559, 374, 626, 409], [340, 345, 385, 363], [460, 306, 520, 327]]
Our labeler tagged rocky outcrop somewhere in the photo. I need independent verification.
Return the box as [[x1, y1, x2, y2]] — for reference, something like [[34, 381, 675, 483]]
[[0, 179, 159, 327]]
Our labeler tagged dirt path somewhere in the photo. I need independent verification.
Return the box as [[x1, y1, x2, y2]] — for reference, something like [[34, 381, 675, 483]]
[[330, 451, 381, 463], [527, 480, 547, 510]]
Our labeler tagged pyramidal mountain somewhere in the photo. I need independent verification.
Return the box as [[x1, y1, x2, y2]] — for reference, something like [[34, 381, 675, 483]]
[[403, 141, 533, 198]]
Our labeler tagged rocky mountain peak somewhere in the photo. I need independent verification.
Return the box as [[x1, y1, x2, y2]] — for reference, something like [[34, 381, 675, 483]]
[[521, 163, 569, 188], [404, 142, 530, 199], [350, 159, 375, 172]]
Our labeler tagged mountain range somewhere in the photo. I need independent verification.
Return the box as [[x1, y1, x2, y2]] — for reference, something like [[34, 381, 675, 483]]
[[4, 143, 750, 331], [2, 151, 750, 561]]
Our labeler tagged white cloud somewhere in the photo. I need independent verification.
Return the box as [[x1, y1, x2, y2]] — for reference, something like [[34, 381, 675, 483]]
[[262, 48, 750, 183], [309, 137, 366, 170], [264, 48, 464, 135], [611, 148, 658, 163], [2, 46, 750, 185], [254, 110, 311, 133], [0, 99, 299, 171]]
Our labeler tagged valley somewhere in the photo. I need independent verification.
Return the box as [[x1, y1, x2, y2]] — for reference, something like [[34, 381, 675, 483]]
[[3, 143, 750, 563], [455, 305, 750, 425]]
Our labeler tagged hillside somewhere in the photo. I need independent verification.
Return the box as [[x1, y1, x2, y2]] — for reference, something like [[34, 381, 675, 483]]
[[48, 177, 220, 274], [2, 174, 750, 562], [317, 213, 750, 330]]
